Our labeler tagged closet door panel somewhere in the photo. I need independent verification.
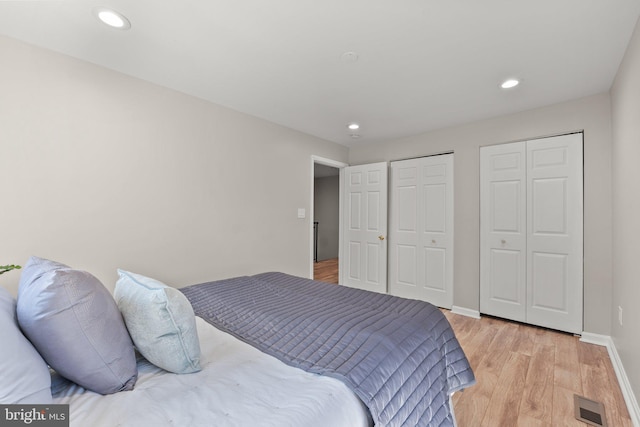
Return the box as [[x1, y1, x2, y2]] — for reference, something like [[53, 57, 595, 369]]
[[396, 245, 417, 287], [490, 249, 522, 303], [420, 158, 453, 307], [389, 163, 420, 298], [480, 142, 527, 322], [348, 241, 362, 281], [526, 134, 583, 334], [530, 252, 568, 311], [424, 247, 446, 292]]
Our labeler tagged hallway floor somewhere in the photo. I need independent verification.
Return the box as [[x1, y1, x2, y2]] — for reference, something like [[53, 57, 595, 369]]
[[313, 258, 339, 284]]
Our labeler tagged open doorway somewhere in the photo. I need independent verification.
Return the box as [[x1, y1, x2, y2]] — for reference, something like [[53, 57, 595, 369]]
[[314, 164, 340, 283], [310, 156, 347, 284]]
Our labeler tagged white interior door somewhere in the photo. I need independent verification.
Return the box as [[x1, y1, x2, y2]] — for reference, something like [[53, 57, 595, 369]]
[[389, 154, 454, 308], [342, 162, 388, 294], [526, 134, 583, 333], [480, 142, 527, 322]]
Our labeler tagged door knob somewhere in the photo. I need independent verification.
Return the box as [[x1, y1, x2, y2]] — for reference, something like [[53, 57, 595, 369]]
[[501, 239, 506, 244], [431, 239, 436, 244], [378, 235, 385, 241]]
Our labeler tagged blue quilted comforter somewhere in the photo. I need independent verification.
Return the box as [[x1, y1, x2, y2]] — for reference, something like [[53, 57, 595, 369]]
[[181, 272, 475, 426]]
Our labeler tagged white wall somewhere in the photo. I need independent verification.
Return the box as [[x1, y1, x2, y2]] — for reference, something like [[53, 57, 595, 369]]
[[0, 36, 348, 295], [611, 15, 640, 411], [313, 176, 339, 261], [349, 93, 613, 335]]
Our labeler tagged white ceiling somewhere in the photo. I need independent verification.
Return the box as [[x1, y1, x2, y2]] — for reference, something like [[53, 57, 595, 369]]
[[1, 0, 639, 147]]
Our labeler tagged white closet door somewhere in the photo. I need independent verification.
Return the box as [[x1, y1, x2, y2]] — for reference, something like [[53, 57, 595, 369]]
[[342, 163, 388, 294], [389, 154, 454, 308], [526, 134, 583, 333], [480, 134, 583, 334], [480, 142, 527, 322]]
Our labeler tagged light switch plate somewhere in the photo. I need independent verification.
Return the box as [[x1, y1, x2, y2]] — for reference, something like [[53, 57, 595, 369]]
[[297, 208, 306, 219]]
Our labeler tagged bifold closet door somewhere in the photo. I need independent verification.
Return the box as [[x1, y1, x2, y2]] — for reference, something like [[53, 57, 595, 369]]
[[389, 154, 454, 308], [480, 134, 583, 334]]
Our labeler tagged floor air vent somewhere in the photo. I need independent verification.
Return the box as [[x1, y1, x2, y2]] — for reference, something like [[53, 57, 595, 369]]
[[574, 394, 607, 427]]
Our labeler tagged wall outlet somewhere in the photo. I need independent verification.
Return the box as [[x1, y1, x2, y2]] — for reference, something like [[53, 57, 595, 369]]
[[618, 306, 623, 326]]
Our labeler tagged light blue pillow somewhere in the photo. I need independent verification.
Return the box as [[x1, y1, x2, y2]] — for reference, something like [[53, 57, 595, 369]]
[[0, 287, 52, 404], [115, 270, 201, 374], [17, 256, 138, 395]]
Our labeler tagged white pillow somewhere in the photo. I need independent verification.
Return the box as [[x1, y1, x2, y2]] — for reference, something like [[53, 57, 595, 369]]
[[114, 270, 201, 374], [0, 286, 52, 404]]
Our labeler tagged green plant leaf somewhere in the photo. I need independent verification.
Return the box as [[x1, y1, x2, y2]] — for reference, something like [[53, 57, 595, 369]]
[[0, 264, 22, 275]]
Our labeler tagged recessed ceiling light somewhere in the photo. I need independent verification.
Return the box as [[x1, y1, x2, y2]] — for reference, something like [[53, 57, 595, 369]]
[[347, 123, 360, 131], [500, 79, 520, 89], [94, 8, 131, 30]]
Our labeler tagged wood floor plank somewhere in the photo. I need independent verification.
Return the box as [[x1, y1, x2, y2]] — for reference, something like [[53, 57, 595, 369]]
[[553, 332, 583, 393], [519, 343, 555, 424], [481, 351, 530, 427], [516, 414, 547, 427], [512, 323, 536, 356], [578, 339, 604, 367], [533, 325, 558, 347], [552, 386, 586, 427], [479, 321, 520, 376], [459, 320, 501, 371]]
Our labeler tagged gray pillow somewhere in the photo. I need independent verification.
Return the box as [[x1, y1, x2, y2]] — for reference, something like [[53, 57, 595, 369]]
[[0, 286, 52, 404], [16, 256, 68, 288], [17, 256, 137, 395], [115, 269, 201, 374]]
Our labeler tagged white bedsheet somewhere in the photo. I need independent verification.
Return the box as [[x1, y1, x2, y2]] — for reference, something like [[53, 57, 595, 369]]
[[53, 317, 371, 427]]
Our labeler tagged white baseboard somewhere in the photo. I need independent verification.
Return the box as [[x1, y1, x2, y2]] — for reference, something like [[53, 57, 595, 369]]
[[451, 306, 481, 319], [579, 332, 611, 347], [580, 332, 640, 427]]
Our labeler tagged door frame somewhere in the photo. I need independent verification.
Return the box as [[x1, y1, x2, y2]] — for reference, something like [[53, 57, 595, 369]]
[[310, 156, 348, 281]]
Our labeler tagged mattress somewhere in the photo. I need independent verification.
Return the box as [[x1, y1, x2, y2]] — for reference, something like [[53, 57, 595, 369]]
[[52, 316, 371, 427]]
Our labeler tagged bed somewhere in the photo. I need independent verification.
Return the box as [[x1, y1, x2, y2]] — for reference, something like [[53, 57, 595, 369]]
[[5, 257, 475, 427]]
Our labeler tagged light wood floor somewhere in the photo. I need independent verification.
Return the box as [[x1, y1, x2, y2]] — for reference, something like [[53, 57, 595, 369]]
[[444, 310, 632, 427], [314, 258, 632, 427], [313, 257, 339, 284], [312, 261, 631, 425]]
